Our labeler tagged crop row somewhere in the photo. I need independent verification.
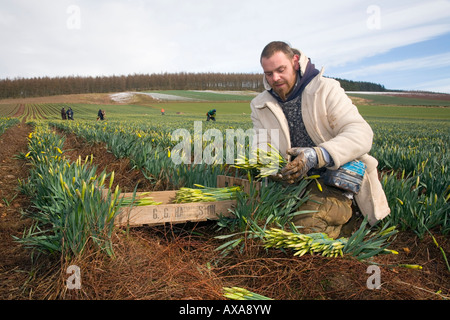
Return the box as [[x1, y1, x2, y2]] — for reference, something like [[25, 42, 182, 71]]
[[16, 123, 124, 257], [369, 120, 449, 236], [0, 117, 20, 135], [0, 104, 21, 118], [17, 121, 401, 263], [46, 117, 449, 238], [5, 101, 448, 239], [49, 119, 250, 190]]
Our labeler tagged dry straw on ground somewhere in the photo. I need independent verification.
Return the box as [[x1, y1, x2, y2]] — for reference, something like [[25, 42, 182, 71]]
[[0, 123, 448, 300]]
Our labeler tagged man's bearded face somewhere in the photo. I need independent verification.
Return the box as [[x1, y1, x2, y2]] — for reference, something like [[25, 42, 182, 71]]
[[261, 51, 299, 101]]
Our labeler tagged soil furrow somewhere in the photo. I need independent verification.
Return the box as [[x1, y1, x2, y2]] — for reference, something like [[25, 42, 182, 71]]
[[0, 123, 34, 299]]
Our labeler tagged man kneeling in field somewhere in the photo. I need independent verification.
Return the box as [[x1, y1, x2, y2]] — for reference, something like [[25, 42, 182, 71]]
[[250, 41, 390, 238]]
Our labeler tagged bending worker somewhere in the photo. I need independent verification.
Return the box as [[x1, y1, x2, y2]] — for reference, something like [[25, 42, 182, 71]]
[[206, 108, 216, 121], [66, 107, 74, 120], [250, 41, 390, 238], [97, 109, 104, 120]]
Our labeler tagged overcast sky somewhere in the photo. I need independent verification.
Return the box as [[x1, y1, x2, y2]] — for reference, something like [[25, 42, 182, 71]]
[[1, 0, 450, 93]]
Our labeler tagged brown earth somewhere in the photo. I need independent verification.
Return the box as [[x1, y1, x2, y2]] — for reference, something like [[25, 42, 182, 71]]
[[347, 91, 450, 106], [0, 119, 35, 299], [0, 121, 449, 301], [2, 91, 450, 107], [0, 92, 157, 106], [0, 93, 118, 105], [12, 104, 25, 118]]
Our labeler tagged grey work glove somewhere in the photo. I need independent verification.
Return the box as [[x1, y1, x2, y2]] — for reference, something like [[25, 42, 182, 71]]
[[280, 147, 320, 184]]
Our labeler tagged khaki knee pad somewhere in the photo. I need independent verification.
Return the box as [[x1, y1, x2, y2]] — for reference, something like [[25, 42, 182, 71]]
[[291, 180, 353, 239]]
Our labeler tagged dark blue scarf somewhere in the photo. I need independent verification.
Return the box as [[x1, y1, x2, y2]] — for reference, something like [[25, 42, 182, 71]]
[[269, 59, 319, 103]]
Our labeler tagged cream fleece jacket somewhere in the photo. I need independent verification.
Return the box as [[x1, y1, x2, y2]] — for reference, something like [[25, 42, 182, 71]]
[[250, 51, 390, 225]]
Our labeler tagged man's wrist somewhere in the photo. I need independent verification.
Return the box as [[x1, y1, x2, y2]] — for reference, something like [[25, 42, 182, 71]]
[[315, 147, 334, 168]]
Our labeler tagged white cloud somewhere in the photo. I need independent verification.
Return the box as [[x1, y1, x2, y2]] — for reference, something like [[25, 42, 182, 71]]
[[0, 0, 450, 93], [301, 1, 450, 69], [337, 53, 450, 77], [410, 77, 450, 94]]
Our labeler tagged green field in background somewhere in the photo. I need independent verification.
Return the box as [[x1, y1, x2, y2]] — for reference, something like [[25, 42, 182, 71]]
[[1, 91, 449, 123], [357, 104, 450, 121]]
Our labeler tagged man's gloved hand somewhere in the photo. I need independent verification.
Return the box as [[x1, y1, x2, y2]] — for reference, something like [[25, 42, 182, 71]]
[[280, 147, 319, 184]]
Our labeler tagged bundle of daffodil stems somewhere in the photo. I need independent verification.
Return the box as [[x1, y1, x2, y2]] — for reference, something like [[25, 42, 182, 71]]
[[233, 143, 287, 177], [174, 184, 242, 203], [223, 287, 273, 300], [263, 227, 399, 259], [120, 192, 162, 207], [263, 228, 347, 258]]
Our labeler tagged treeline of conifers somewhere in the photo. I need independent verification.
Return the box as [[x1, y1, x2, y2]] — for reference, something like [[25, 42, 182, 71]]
[[0, 73, 386, 99]]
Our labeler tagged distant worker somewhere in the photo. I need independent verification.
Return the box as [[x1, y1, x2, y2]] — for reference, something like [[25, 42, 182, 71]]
[[161, 108, 165, 115], [66, 107, 74, 120], [206, 108, 216, 121], [97, 109, 104, 121], [61, 107, 66, 120]]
